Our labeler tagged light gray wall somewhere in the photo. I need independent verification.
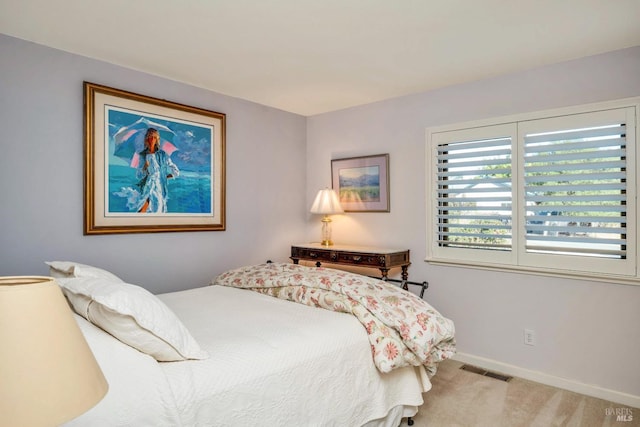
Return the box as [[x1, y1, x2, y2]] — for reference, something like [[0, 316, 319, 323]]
[[306, 47, 640, 397], [0, 34, 307, 293]]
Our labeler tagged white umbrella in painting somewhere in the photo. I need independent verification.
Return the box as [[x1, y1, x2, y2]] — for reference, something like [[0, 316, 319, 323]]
[[113, 117, 178, 168]]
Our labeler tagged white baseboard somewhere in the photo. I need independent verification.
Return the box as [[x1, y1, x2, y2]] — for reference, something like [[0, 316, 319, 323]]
[[453, 352, 640, 409]]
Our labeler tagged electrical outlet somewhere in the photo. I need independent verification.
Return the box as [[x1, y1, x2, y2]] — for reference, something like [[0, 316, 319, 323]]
[[524, 329, 535, 346]]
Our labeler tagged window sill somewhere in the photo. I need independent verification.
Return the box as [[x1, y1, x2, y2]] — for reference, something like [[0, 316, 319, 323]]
[[425, 257, 640, 287]]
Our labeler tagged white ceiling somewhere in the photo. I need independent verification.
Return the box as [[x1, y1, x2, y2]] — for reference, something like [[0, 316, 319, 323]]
[[1, 0, 640, 116]]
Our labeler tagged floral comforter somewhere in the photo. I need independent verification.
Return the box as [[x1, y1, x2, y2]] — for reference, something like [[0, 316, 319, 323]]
[[213, 263, 456, 374]]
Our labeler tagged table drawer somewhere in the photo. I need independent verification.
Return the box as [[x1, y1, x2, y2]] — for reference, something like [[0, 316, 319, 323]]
[[291, 247, 334, 262], [335, 252, 383, 267]]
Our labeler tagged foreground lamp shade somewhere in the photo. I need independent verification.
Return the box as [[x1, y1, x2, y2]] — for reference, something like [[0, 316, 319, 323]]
[[0, 276, 108, 427], [310, 188, 344, 246]]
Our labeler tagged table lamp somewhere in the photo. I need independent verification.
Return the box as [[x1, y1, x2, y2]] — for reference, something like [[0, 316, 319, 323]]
[[0, 276, 108, 427], [310, 188, 344, 246]]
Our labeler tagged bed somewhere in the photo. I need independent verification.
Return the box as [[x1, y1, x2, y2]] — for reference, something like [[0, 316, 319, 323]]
[[47, 261, 455, 427]]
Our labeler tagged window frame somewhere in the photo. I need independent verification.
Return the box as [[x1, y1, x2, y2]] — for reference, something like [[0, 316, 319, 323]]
[[425, 97, 640, 285]]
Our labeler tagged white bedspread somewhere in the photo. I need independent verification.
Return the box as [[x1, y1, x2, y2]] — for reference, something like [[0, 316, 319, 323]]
[[158, 285, 430, 427], [63, 315, 182, 427]]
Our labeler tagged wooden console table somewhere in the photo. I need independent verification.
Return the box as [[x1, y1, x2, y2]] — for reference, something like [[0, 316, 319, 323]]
[[290, 243, 411, 281]]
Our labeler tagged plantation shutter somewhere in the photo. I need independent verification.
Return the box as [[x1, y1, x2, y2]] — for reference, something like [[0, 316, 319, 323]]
[[429, 102, 637, 280], [436, 135, 513, 251], [523, 118, 628, 259]]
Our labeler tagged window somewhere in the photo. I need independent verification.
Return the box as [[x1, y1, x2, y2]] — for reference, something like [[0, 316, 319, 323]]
[[426, 99, 638, 283]]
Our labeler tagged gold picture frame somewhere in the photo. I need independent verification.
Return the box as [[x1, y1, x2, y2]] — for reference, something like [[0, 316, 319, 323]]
[[84, 82, 226, 234]]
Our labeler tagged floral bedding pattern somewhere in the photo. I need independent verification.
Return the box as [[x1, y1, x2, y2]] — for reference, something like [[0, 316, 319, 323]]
[[213, 263, 456, 375]]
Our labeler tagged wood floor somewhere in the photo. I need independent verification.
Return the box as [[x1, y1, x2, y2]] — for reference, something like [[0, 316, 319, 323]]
[[410, 359, 638, 427]]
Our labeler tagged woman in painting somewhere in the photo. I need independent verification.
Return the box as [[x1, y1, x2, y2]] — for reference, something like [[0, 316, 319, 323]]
[[136, 128, 180, 213]]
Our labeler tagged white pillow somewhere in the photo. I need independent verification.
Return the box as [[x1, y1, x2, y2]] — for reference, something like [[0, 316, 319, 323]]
[[57, 277, 208, 362], [46, 261, 124, 283]]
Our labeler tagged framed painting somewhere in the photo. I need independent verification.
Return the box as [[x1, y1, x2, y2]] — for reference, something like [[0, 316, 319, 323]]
[[331, 154, 390, 212], [83, 82, 225, 234]]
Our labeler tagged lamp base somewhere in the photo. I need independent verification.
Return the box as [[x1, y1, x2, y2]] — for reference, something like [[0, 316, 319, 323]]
[[320, 216, 335, 247]]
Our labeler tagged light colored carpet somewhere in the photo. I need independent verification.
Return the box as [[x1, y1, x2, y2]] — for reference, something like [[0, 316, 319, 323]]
[[411, 359, 638, 427]]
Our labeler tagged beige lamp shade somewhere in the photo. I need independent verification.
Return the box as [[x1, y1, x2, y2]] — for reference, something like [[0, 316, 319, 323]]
[[310, 188, 344, 215], [0, 276, 108, 427]]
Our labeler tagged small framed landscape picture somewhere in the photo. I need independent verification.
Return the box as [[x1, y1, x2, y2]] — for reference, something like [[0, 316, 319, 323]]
[[331, 154, 389, 212]]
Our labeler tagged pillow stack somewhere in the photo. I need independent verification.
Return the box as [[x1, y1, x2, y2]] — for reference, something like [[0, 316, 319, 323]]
[[46, 261, 208, 362]]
